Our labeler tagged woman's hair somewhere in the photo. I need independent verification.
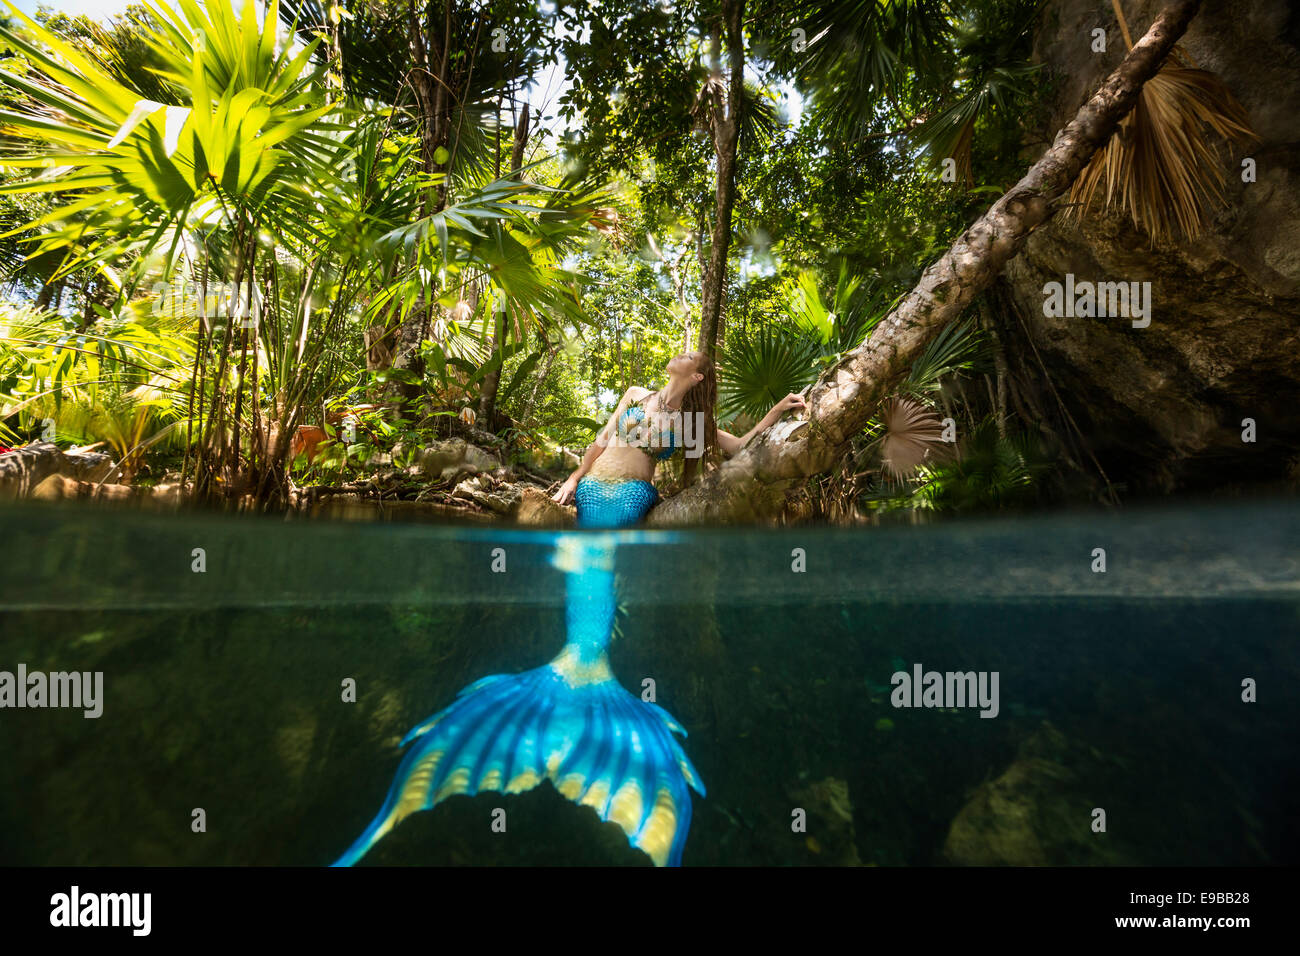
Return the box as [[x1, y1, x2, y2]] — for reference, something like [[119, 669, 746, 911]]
[[675, 350, 718, 466]]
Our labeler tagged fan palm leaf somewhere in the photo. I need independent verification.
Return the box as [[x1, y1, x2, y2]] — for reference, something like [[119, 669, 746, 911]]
[[901, 315, 986, 397], [719, 323, 822, 422], [878, 394, 945, 478], [770, 0, 954, 140], [909, 62, 1037, 187], [0, 0, 340, 290]]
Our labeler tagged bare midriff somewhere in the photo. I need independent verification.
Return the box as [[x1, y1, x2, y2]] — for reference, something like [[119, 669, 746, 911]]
[[587, 441, 656, 483]]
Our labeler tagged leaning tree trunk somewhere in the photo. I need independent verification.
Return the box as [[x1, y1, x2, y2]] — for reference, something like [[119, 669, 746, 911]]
[[649, 0, 1202, 526]]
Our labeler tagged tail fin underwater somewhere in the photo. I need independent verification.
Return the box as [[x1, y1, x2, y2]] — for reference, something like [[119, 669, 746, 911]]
[[333, 534, 705, 867]]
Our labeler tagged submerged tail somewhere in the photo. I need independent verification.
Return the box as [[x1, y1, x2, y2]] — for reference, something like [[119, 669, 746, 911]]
[[332, 646, 705, 867]]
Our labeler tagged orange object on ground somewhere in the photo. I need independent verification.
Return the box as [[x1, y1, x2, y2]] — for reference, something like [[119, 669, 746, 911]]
[[289, 425, 329, 463]]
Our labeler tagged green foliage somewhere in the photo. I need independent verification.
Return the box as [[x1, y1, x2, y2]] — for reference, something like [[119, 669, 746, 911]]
[[0, 303, 194, 469], [0, 0, 1064, 511], [761, 0, 956, 141], [901, 316, 988, 398], [719, 323, 821, 421], [864, 418, 1051, 514]]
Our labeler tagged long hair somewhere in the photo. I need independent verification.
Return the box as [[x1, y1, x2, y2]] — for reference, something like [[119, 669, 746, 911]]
[[674, 351, 718, 468]]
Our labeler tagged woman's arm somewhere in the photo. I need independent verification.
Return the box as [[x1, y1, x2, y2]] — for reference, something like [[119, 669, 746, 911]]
[[552, 386, 650, 503], [716, 392, 807, 456]]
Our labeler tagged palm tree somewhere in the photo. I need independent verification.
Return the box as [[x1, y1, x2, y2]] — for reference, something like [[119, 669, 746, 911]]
[[0, 0, 610, 505], [278, 0, 566, 420]]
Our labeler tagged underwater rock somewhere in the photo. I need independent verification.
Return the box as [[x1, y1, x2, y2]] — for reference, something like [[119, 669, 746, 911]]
[[275, 710, 318, 788], [790, 776, 862, 866], [942, 721, 1132, 866]]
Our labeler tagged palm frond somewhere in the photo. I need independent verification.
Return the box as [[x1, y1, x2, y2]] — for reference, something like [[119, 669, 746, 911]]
[[1065, 6, 1258, 245], [902, 315, 987, 396], [909, 62, 1038, 187], [718, 323, 822, 422], [775, 0, 954, 140], [878, 394, 946, 479]]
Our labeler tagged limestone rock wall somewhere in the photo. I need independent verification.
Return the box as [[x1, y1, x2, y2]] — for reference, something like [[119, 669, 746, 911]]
[[1000, 0, 1300, 493]]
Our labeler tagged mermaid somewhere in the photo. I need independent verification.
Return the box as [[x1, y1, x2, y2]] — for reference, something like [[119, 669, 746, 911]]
[[332, 353, 804, 867], [551, 350, 806, 528]]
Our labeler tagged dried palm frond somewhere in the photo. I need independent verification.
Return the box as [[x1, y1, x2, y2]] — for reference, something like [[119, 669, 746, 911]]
[[879, 396, 947, 480], [1065, 2, 1260, 244]]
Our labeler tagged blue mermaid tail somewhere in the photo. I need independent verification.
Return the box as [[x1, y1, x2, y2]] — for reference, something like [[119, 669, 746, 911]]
[[573, 476, 659, 528], [332, 534, 705, 867]]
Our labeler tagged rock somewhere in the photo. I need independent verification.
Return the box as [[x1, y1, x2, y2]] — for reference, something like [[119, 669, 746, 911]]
[[516, 486, 575, 527], [30, 474, 185, 507], [452, 476, 521, 515], [789, 776, 862, 865], [302, 496, 496, 523], [33, 475, 131, 502], [942, 721, 1132, 866], [999, 0, 1300, 494], [0, 442, 116, 498], [150, 483, 182, 504], [415, 439, 501, 483]]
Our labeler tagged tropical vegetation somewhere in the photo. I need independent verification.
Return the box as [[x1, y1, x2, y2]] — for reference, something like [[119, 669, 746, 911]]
[[0, 0, 1249, 520]]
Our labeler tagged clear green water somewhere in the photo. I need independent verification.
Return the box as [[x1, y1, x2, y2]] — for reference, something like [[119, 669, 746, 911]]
[[1, 500, 1296, 865]]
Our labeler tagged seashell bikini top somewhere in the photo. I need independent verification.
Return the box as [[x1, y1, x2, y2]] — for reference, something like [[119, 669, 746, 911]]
[[618, 392, 682, 462]]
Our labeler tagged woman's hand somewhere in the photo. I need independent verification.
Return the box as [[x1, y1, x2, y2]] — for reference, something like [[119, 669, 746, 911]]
[[552, 473, 580, 505], [718, 391, 811, 456], [771, 392, 807, 416]]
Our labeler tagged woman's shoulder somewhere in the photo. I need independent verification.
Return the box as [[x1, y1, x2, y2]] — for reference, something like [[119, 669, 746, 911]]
[[624, 385, 654, 404]]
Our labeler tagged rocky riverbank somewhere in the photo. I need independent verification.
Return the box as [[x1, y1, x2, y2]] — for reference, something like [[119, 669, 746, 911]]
[[0, 438, 577, 526]]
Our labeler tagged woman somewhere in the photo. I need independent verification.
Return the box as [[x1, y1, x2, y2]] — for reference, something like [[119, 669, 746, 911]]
[[551, 350, 807, 527]]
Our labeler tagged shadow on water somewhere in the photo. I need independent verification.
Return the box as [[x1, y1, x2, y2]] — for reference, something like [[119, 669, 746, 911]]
[[0, 499, 1296, 865]]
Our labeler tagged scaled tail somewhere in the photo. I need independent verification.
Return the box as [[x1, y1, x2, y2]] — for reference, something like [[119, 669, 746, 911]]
[[331, 646, 705, 867]]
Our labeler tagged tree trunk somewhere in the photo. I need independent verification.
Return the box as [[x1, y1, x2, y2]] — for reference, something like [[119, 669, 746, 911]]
[[649, 0, 1202, 526], [477, 103, 530, 424], [33, 279, 58, 312], [386, 0, 455, 399], [520, 341, 558, 425], [697, 0, 745, 359]]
